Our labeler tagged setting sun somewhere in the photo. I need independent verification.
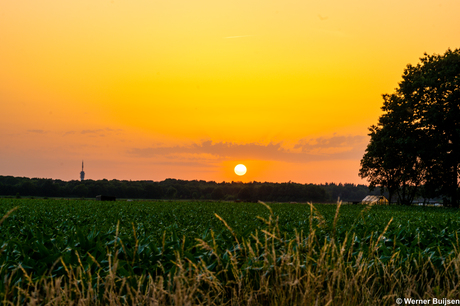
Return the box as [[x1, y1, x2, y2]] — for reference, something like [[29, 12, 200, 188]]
[[234, 164, 247, 176]]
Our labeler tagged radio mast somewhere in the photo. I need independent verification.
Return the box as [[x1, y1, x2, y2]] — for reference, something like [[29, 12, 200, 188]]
[[80, 161, 85, 181]]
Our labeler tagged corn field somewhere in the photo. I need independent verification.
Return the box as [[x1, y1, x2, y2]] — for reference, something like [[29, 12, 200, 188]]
[[1, 198, 460, 305]]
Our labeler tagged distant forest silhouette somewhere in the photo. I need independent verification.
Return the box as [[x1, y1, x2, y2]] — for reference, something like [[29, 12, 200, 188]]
[[0, 175, 385, 202]]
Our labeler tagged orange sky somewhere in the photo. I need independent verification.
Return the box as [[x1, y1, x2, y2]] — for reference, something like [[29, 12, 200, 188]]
[[1, 0, 459, 184]]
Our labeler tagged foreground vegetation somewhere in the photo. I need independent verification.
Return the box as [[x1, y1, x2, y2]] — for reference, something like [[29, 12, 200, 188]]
[[1, 198, 460, 305]]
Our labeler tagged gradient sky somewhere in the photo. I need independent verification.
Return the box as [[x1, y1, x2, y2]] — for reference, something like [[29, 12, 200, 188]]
[[1, 0, 459, 184]]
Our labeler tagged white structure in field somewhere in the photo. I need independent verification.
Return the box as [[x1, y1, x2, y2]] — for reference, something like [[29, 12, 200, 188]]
[[80, 161, 85, 181], [361, 195, 388, 205]]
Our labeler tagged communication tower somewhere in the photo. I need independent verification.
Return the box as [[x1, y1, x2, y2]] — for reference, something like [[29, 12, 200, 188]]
[[80, 161, 85, 181]]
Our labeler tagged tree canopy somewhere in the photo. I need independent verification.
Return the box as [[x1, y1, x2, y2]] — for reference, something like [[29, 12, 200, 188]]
[[360, 49, 460, 206]]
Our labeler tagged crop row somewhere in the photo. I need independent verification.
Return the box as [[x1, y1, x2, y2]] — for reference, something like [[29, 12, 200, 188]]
[[1, 199, 460, 304]]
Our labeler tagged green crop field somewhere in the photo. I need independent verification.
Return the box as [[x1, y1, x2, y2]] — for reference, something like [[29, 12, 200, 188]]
[[1, 198, 460, 305]]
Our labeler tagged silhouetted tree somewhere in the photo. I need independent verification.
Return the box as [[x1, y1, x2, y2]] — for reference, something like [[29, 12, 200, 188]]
[[165, 186, 177, 199], [360, 49, 460, 206], [73, 184, 88, 198], [360, 93, 424, 205], [211, 187, 224, 200], [238, 186, 255, 202]]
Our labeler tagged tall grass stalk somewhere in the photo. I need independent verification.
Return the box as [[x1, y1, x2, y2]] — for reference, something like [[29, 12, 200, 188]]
[[1, 201, 460, 305]]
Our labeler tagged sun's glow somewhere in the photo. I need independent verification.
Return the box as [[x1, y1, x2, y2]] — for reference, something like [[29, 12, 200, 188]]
[[234, 164, 247, 176], [2, 0, 459, 183]]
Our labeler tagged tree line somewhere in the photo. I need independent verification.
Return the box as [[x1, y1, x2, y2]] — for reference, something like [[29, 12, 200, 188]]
[[0, 175, 384, 203]]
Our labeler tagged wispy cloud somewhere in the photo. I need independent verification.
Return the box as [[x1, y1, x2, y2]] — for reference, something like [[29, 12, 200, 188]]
[[62, 128, 123, 136], [128, 135, 368, 163], [294, 135, 366, 154], [81, 129, 104, 134], [28, 129, 48, 134]]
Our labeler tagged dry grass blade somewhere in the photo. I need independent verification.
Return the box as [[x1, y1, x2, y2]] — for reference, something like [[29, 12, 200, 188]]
[[371, 217, 393, 254], [258, 200, 273, 215], [0, 206, 18, 226], [261, 229, 280, 241], [131, 222, 139, 266], [332, 198, 342, 239], [0, 207, 18, 256], [308, 202, 326, 229], [214, 213, 240, 245], [87, 252, 103, 269]]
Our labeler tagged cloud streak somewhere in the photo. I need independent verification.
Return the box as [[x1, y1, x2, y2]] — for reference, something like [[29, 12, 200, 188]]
[[128, 135, 368, 164], [294, 135, 366, 154], [28, 130, 48, 134], [62, 128, 124, 136]]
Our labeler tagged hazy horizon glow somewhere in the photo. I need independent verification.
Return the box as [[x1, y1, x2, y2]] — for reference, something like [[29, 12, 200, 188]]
[[1, 0, 459, 184]]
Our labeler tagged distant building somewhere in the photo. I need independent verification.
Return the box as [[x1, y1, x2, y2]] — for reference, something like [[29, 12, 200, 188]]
[[361, 195, 388, 205], [80, 161, 85, 181]]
